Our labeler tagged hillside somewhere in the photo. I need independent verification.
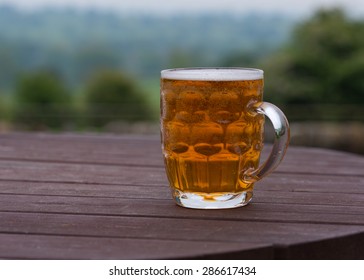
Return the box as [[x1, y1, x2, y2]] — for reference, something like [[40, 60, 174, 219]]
[[0, 6, 295, 89]]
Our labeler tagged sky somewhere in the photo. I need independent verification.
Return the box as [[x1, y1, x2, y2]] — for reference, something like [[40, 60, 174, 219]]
[[0, 0, 363, 16]]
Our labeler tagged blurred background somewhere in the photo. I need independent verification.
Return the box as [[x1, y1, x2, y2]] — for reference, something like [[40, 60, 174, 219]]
[[0, 0, 363, 153]]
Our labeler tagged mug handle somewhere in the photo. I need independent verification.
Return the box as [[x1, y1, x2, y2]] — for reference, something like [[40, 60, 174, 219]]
[[243, 102, 290, 183]]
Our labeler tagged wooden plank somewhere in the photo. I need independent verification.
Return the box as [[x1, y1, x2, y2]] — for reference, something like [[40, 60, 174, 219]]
[[3, 132, 364, 162], [0, 212, 362, 246], [0, 180, 170, 199], [258, 173, 364, 194], [275, 232, 364, 259], [0, 133, 164, 167], [1, 194, 364, 225], [1, 133, 364, 176], [264, 145, 364, 176], [0, 233, 272, 260], [0, 133, 363, 259], [1, 171, 364, 197], [0, 160, 168, 186], [0, 155, 363, 188]]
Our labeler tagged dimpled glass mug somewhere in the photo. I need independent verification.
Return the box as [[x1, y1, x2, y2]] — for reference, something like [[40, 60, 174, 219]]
[[160, 68, 290, 209]]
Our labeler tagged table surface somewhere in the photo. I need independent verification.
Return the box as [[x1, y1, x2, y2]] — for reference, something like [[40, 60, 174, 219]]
[[0, 132, 364, 260]]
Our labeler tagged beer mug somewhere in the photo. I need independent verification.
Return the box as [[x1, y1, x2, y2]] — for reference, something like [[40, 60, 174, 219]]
[[160, 68, 289, 209]]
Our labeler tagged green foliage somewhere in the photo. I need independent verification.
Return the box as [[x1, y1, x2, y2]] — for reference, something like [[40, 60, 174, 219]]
[[13, 71, 72, 130], [222, 50, 266, 68], [262, 8, 364, 106], [0, 7, 293, 89], [83, 71, 153, 128]]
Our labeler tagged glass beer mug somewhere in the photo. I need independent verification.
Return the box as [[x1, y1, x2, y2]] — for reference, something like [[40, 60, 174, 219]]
[[160, 68, 290, 209]]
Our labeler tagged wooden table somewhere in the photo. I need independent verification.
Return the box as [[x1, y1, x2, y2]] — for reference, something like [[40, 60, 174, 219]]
[[0, 133, 363, 259]]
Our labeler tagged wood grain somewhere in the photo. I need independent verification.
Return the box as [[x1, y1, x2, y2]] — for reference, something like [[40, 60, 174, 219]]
[[0, 132, 364, 259]]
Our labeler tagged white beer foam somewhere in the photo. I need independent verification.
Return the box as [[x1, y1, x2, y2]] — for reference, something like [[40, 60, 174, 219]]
[[161, 68, 263, 81]]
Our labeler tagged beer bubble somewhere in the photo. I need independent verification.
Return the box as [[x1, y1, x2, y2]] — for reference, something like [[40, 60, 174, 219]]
[[194, 143, 222, 156], [170, 142, 189, 154], [227, 142, 249, 155], [226, 121, 251, 154], [177, 90, 207, 113], [226, 120, 248, 140], [174, 111, 190, 123], [242, 79, 264, 95], [190, 122, 223, 145], [209, 91, 239, 110], [211, 110, 240, 124], [161, 68, 263, 81], [165, 120, 190, 148], [192, 110, 208, 123], [161, 90, 177, 121], [253, 140, 264, 151]]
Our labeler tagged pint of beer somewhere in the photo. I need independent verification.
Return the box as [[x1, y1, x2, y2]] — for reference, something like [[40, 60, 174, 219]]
[[160, 68, 289, 209]]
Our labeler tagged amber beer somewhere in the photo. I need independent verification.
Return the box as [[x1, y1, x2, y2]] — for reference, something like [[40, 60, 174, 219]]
[[161, 68, 289, 209]]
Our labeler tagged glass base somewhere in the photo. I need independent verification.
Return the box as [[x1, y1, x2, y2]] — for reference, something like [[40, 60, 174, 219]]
[[171, 189, 253, 209]]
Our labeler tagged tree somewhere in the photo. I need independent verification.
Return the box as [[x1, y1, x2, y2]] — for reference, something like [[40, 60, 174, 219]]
[[84, 70, 153, 128], [262, 8, 364, 106], [13, 71, 72, 130]]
